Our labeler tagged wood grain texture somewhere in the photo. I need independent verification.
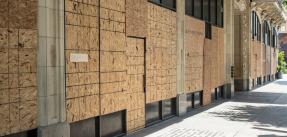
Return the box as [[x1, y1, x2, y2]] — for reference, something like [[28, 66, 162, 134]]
[[146, 3, 177, 103], [184, 16, 204, 93], [65, 0, 100, 123], [0, 0, 38, 135], [203, 27, 225, 105], [126, 0, 148, 37]]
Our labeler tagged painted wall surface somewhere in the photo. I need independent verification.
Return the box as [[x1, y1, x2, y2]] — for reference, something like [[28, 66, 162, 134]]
[[184, 16, 204, 93], [0, 0, 38, 136]]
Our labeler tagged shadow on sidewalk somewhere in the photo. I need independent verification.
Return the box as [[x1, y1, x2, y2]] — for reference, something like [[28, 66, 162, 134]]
[[232, 91, 286, 105], [208, 105, 287, 128]]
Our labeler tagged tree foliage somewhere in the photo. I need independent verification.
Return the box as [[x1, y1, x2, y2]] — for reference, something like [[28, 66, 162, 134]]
[[277, 51, 287, 73], [283, 0, 287, 9]]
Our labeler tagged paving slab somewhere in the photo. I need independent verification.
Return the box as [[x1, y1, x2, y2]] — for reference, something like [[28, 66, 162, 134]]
[[127, 75, 287, 137]]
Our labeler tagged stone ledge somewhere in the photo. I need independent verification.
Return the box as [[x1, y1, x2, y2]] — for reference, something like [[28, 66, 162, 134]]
[[38, 122, 70, 137]]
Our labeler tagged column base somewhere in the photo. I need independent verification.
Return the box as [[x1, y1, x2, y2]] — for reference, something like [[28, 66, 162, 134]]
[[38, 122, 70, 137], [223, 83, 234, 99], [234, 79, 250, 91], [176, 93, 187, 116]]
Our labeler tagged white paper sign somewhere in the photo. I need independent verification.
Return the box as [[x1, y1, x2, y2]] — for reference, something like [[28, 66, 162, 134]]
[[70, 53, 89, 62]]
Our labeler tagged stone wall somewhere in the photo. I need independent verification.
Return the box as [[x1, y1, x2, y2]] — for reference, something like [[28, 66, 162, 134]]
[[184, 17, 204, 93], [0, 0, 38, 136]]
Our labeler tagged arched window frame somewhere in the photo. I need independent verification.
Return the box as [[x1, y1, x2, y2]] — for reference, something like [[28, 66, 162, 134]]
[[251, 11, 262, 42]]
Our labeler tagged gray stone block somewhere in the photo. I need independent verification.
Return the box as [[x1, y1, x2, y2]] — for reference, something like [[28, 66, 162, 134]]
[[223, 83, 234, 99], [38, 122, 70, 137], [176, 93, 187, 116]]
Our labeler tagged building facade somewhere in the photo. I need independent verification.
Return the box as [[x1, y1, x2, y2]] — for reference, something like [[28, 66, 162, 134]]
[[0, 0, 285, 137], [233, 0, 285, 91]]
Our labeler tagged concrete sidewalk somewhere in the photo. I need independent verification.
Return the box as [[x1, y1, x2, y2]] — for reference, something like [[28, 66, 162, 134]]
[[127, 75, 287, 137]]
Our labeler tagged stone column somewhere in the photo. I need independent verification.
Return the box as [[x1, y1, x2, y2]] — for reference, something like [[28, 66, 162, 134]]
[[37, 1, 69, 137], [241, 10, 252, 90], [233, 0, 251, 91], [224, 0, 235, 97], [176, 0, 186, 116]]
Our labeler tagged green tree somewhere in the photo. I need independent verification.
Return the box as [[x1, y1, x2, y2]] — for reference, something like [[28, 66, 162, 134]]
[[283, 0, 287, 9], [277, 51, 287, 73]]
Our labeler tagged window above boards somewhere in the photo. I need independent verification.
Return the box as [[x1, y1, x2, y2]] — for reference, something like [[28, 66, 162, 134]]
[[185, 0, 224, 28], [149, 0, 177, 11], [251, 11, 262, 42], [271, 27, 277, 48], [263, 21, 271, 46]]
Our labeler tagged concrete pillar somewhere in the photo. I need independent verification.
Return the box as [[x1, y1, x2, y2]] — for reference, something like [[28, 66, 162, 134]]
[[224, 0, 235, 98], [37, 0, 69, 137], [176, 0, 187, 116], [241, 10, 252, 91], [233, 0, 252, 91]]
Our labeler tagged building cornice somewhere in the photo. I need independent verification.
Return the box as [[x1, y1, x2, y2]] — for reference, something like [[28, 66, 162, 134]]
[[251, 0, 286, 27]]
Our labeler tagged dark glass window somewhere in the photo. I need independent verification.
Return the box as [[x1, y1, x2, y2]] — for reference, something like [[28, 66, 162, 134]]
[[272, 27, 277, 47], [252, 11, 262, 42], [252, 11, 255, 39], [263, 21, 270, 46], [210, 0, 217, 24], [161, 98, 176, 119], [203, 0, 210, 21], [254, 13, 258, 37], [217, 0, 224, 27], [186, 0, 194, 16], [194, 0, 203, 19], [205, 22, 212, 39], [101, 111, 126, 137], [186, 0, 223, 27], [145, 102, 161, 125], [149, 0, 176, 10], [162, 0, 176, 9], [268, 28, 271, 46], [263, 21, 266, 44], [257, 21, 261, 41], [193, 91, 203, 108]]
